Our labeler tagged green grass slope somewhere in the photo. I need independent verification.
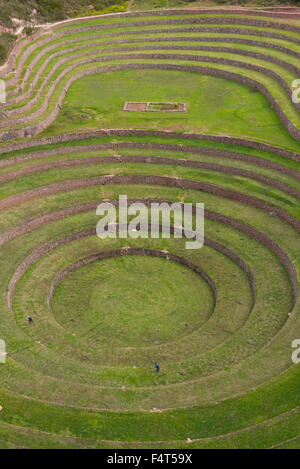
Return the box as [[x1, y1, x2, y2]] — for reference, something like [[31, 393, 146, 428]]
[[0, 6, 300, 448]]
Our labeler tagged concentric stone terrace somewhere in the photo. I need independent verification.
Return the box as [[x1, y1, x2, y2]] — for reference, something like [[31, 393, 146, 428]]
[[1, 5, 300, 449]]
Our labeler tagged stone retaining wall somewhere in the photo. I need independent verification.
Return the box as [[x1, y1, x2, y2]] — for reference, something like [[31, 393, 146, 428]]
[[1, 128, 300, 163], [47, 247, 219, 310], [1, 173, 299, 306], [1, 154, 299, 200], [3, 44, 300, 118], [5, 34, 300, 99], [1, 63, 300, 143], [1, 141, 300, 184], [2, 11, 300, 79]]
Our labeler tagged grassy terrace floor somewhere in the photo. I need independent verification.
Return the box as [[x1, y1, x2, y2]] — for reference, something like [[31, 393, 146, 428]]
[[0, 7, 300, 448], [47, 69, 297, 149]]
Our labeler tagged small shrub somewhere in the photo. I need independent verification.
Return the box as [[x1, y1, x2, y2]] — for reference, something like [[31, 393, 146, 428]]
[[0, 32, 16, 65], [0, 44, 7, 64], [23, 26, 34, 36]]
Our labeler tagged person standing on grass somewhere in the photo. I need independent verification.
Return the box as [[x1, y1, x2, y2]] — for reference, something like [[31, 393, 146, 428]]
[[27, 315, 33, 323], [155, 362, 160, 372]]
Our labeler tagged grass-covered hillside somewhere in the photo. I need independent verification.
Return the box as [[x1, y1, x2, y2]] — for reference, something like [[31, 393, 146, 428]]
[[1, 1, 300, 64], [0, 0, 129, 64], [1, 1, 300, 29], [1, 5, 300, 448], [0, 0, 129, 28]]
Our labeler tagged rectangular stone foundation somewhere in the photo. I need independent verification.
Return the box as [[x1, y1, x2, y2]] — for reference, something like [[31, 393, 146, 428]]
[[123, 102, 187, 113]]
